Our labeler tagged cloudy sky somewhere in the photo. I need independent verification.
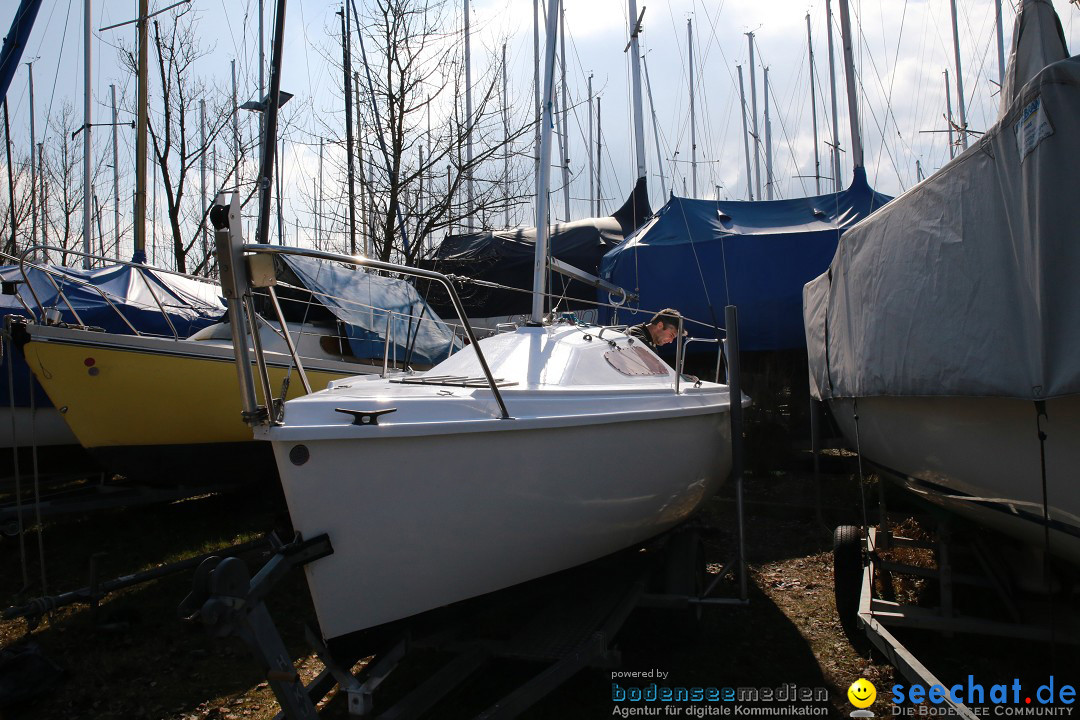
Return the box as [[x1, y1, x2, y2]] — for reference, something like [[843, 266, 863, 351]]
[[4, 0, 1079, 264]]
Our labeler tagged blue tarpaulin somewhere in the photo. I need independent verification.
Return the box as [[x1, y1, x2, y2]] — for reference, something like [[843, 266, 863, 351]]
[[277, 255, 462, 366], [599, 168, 891, 351]]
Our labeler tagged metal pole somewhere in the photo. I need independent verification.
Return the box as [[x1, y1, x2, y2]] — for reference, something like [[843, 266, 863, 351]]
[[276, 138, 284, 245], [464, 0, 473, 231], [596, 97, 602, 215], [688, 18, 696, 199], [836, 0, 864, 169], [533, 0, 540, 195], [339, 5, 357, 254], [503, 42, 509, 228], [318, 138, 323, 245], [532, 0, 560, 323], [3, 100, 16, 255], [642, 56, 667, 199], [995, 0, 1005, 88], [747, 33, 761, 201], [737, 66, 753, 201], [231, 59, 240, 183], [200, 99, 208, 265], [28, 63, 37, 259], [258, 0, 265, 100], [254, 0, 288, 250], [559, 6, 570, 222], [38, 143, 46, 262], [111, 84, 119, 258], [807, 14, 821, 195], [948, 0, 968, 150], [825, 0, 841, 191], [134, 0, 148, 262], [725, 305, 747, 601], [764, 67, 773, 200], [587, 73, 594, 216], [626, 0, 647, 183], [945, 69, 955, 160], [82, 0, 92, 268]]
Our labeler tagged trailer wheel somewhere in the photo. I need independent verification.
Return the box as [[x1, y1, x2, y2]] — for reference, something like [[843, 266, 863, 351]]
[[833, 525, 867, 651]]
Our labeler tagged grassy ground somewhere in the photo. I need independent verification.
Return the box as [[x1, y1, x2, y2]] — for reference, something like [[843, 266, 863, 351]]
[[0, 455, 1075, 719]]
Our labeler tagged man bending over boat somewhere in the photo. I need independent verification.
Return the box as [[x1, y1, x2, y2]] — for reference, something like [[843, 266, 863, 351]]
[[625, 308, 686, 352]]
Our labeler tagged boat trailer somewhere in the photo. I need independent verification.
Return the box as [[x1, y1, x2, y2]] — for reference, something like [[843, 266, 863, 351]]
[[179, 515, 749, 720], [832, 515, 1080, 720]]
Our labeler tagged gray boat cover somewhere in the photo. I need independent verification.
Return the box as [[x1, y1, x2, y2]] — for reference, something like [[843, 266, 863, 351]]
[[804, 0, 1078, 401]]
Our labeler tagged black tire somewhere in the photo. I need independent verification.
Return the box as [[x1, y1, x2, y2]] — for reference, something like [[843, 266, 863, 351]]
[[833, 524, 869, 653]]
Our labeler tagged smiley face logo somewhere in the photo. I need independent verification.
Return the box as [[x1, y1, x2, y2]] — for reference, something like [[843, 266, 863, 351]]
[[847, 678, 876, 709]]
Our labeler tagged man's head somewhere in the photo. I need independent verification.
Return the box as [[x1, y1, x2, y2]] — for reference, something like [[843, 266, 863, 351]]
[[646, 308, 685, 347]]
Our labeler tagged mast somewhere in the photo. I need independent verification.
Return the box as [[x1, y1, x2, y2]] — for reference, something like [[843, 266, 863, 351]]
[[559, 6, 570, 221], [464, 0, 473, 230], [339, 4, 357, 254], [764, 67, 773, 200], [82, 0, 92, 267], [596, 96, 602, 215], [28, 62, 36, 257], [747, 33, 761, 200], [231, 59, 239, 184], [836, 0, 864, 170], [317, 138, 323, 244], [825, 0, 841, 191], [948, 0, 968, 150], [807, 14, 821, 195], [254, 0, 287, 249], [532, 0, 560, 323], [38, 143, 46, 261], [626, 0, 647, 185], [533, 0, 540, 194], [200, 98, 208, 263], [587, 73, 594, 215], [688, 18, 696, 199], [944, 68, 955, 160], [503, 42, 509, 228], [737, 65, 753, 201], [111, 84, 119, 258], [259, 0, 265, 99], [642, 55, 667, 199], [134, 0, 148, 263], [3, 100, 15, 254], [995, 0, 1005, 88]]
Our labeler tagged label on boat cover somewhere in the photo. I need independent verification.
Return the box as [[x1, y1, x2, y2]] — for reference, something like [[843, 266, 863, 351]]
[[1014, 96, 1054, 162]]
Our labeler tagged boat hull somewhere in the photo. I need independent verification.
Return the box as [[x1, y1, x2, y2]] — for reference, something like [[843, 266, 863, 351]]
[[20, 324, 359, 483], [272, 409, 730, 640], [828, 395, 1080, 564]]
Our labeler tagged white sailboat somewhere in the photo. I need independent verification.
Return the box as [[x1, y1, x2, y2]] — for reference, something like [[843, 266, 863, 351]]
[[803, 0, 1080, 565], [214, 0, 740, 641]]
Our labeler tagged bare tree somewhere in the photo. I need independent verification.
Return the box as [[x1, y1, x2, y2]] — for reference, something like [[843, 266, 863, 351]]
[[343, 0, 535, 265], [120, 6, 256, 274]]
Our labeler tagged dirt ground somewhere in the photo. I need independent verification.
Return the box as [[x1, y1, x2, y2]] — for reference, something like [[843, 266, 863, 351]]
[[0, 452, 1075, 719]]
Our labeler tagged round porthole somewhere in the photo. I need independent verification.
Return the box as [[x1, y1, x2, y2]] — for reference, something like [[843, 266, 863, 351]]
[[289, 444, 310, 466]]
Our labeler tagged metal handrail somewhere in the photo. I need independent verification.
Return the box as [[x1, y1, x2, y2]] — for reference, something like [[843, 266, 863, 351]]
[[242, 244, 511, 420], [9, 245, 222, 340]]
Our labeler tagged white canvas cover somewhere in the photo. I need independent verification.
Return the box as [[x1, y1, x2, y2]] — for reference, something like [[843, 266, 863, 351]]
[[804, 12, 1079, 402]]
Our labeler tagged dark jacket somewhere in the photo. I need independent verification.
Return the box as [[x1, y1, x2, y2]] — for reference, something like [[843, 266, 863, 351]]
[[626, 323, 656, 351]]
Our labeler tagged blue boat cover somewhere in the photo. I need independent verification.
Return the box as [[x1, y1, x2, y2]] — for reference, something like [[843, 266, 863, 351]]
[[277, 255, 462, 367], [599, 168, 891, 351]]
